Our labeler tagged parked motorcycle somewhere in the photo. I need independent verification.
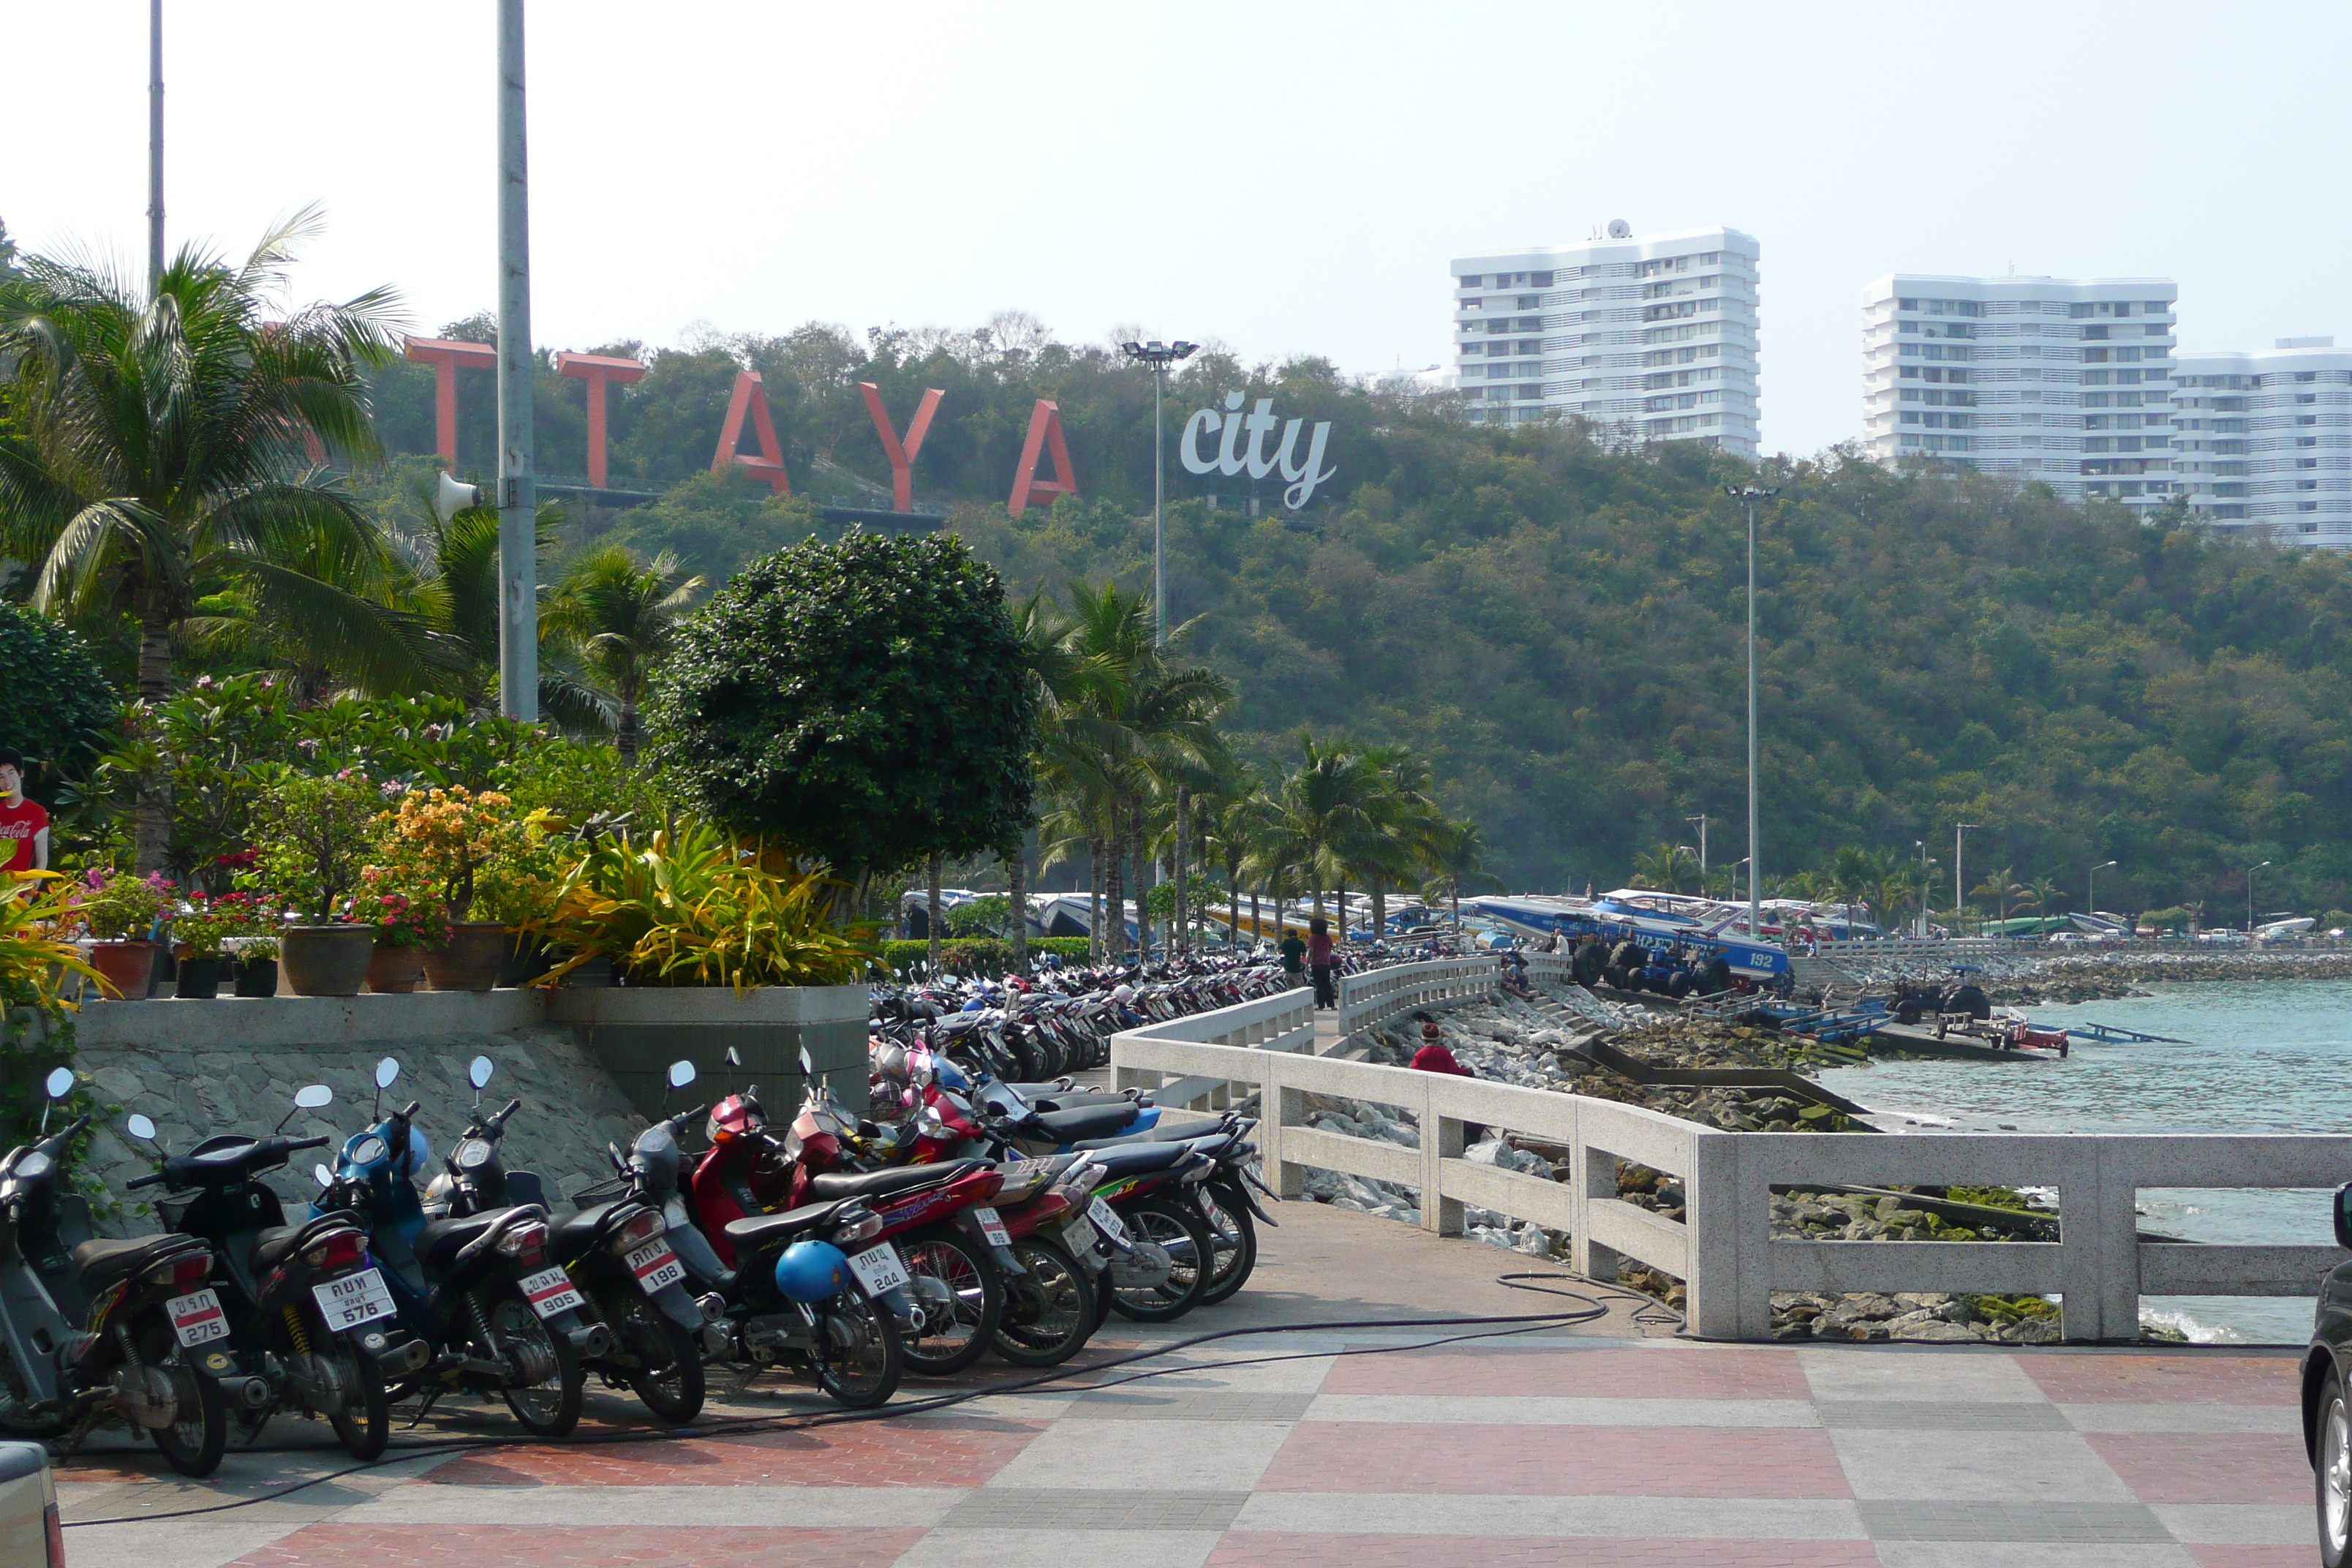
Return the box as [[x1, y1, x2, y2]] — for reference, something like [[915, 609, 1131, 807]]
[[312, 1058, 607, 1437], [122, 1084, 429, 1460], [0, 1068, 228, 1475]]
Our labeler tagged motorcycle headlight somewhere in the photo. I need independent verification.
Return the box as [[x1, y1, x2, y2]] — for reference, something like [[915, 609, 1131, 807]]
[[456, 1138, 493, 1171], [350, 1136, 386, 1167]]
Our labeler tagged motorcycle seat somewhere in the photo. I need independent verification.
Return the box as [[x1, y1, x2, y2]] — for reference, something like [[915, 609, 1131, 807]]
[[1071, 1118, 1228, 1150], [414, 1211, 500, 1267], [252, 1213, 363, 1270], [70, 1233, 208, 1293], [1032, 1104, 1137, 1143], [1079, 1141, 1194, 1178], [549, 1202, 624, 1266], [803, 1159, 987, 1202], [723, 1198, 851, 1251]]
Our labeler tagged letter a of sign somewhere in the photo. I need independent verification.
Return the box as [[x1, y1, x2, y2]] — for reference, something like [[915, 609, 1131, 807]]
[[711, 370, 790, 494], [1008, 399, 1077, 519], [859, 382, 943, 513]]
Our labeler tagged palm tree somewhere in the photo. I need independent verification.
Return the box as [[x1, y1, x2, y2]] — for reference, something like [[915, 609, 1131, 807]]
[[544, 545, 706, 763], [0, 210, 417, 867], [1348, 744, 1441, 943], [1421, 816, 1497, 930], [1631, 841, 1697, 893], [1972, 866, 2027, 930], [392, 496, 608, 730]]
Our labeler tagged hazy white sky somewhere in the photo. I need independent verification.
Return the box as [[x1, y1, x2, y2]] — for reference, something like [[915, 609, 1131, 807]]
[[7, 2, 2348, 459]]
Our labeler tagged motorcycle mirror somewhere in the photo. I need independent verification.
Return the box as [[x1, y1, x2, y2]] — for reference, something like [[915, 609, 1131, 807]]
[[666, 1059, 696, 1089], [798, 1045, 815, 1077], [314, 1163, 333, 1188], [726, 1046, 740, 1067], [375, 1058, 401, 1089], [43, 1067, 73, 1100], [126, 1113, 157, 1142], [468, 1056, 494, 1090], [295, 1084, 333, 1110]]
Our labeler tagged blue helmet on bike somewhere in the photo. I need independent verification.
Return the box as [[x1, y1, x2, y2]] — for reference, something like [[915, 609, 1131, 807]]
[[773, 1240, 852, 1303]]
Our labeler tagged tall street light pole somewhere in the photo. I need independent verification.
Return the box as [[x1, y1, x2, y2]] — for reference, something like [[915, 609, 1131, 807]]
[[1119, 340, 1198, 647], [495, 0, 538, 721], [1917, 841, 1929, 938], [1954, 823, 1978, 938], [1725, 485, 1778, 941], [147, 0, 164, 295], [2249, 859, 2270, 933], [2089, 859, 2117, 926]]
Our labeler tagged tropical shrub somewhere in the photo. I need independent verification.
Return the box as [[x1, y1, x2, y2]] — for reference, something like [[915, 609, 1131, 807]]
[[75, 867, 171, 941], [530, 821, 870, 990], [0, 606, 118, 797], [254, 770, 385, 921], [0, 872, 107, 1010], [378, 785, 519, 921], [343, 864, 449, 950]]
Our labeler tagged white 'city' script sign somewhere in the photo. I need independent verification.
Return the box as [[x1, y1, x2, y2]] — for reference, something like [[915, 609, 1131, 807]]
[[1178, 393, 1338, 510]]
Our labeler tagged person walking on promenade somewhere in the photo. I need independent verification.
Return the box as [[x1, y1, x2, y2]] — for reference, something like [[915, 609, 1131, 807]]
[[1278, 924, 1307, 992], [1308, 916, 1337, 1009], [0, 749, 50, 875]]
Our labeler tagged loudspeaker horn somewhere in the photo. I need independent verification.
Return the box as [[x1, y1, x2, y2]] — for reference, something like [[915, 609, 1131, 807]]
[[437, 472, 483, 517]]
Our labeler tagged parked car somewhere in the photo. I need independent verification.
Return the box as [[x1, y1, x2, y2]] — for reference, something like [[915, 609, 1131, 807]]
[[2304, 1186, 2352, 1567], [0, 1441, 64, 1566]]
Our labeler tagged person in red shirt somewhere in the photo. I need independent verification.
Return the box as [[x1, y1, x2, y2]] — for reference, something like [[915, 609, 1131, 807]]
[[0, 750, 50, 876], [1307, 916, 1337, 1009]]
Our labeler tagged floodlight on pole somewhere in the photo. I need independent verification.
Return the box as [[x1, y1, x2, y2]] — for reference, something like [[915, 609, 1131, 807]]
[[2089, 859, 2117, 923], [1725, 485, 1779, 942], [1120, 339, 1199, 647], [1954, 823, 1978, 936], [1684, 814, 1708, 888]]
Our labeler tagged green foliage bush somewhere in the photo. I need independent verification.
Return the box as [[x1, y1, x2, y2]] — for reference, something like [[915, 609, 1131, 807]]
[[0, 603, 118, 796], [878, 936, 1090, 974]]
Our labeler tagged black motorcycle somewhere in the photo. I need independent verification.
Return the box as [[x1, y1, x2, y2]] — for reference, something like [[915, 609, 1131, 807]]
[[124, 1085, 431, 1460], [0, 1068, 227, 1474]]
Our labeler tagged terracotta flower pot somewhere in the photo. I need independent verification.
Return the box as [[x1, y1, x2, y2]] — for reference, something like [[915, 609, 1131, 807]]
[[365, 943, 426, 995], [280, 924, 375, 997], [174, 957, 225, 1000], [86, 940, 159, 1001], [422, 921, 510, 993], [231, 957, 279, 998]]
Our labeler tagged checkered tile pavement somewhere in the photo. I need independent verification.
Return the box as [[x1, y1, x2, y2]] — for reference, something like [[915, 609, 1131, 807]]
[[53, 1335, 2318, 1568]]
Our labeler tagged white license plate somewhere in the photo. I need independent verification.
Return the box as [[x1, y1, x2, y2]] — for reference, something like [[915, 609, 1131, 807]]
[[1088, 1197, 1129, 1245], [518, 1265, 587, 1319], [844, 1243, 910, 1297], [625, 1239, 686, 1295], [167, 1288, 230, 1347], [970, 1205, 1012, 1248], [312, 1268, 396, 1331], [1060, 1216, 1099, 1256]]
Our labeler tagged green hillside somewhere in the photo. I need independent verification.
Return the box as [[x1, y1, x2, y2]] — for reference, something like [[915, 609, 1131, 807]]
[[365, 325, 2352, 919]]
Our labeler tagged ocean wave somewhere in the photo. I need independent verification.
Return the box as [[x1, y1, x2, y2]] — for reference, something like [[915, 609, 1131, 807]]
[[2139, 1304, 2247, 1344]]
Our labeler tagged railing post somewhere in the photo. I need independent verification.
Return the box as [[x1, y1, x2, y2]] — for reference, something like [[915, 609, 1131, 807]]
[[1569, 1129, 1624, 1284], [1259, 1049, 1305, 1199], [1420, 1074, 1463, 1235]]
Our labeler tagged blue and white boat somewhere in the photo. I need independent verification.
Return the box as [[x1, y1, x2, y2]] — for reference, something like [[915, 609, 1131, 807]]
[[1460, 892, 1793, 983]]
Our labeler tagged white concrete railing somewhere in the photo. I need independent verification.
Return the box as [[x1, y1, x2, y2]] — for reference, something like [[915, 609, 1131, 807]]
[[1336, 954, 1507, 1037], [1112, 954, 2352, 1341]]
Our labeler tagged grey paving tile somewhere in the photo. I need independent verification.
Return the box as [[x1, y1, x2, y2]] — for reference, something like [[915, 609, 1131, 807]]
[[2061, 1402, 2301, 1434], [892, 1527, 1222, 1568], [1832, 1428, 2141, 1502], [1872, 1545, 2198, 1567], [943, 1488, 1251, 1531], [985, 1419, 1291, 1490], [1234, 1491, 1867, 1539], [1817, 1400, 2073, 1431], [331, 1482, 967, 1527], [1859, 1499, 2174, 1542], [2149, 1501, 2315, 1545], [56, 1519, 308, 1568], [1801, 1346, 2046, 1403], [1069, 1390, 1313, 1421], [1305, 1393, 1818, 1427]]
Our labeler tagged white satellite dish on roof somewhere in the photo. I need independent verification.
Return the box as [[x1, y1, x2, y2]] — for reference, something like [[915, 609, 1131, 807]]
[[1607, 219, 1632, 239]]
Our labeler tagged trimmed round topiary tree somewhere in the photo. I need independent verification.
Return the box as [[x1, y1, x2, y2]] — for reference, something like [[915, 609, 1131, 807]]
[[646, 531, 1039, 894], [0, 603, 119, 794]]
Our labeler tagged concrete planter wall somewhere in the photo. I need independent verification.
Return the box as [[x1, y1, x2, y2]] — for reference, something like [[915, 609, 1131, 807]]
[[548, 984, 868, 1117]]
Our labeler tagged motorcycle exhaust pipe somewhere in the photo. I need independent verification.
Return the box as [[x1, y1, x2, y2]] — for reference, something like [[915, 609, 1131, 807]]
[[228, 1375, 273, 1411], [374, 1338, 432, 1377], [568, 1323, 614, 1360]]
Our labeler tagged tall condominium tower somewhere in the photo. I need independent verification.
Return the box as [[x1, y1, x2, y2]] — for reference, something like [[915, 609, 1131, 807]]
[[2172, 339, 2352, 546], [1860, 274, 2179, 517], [1450, 225, 1760, 456]]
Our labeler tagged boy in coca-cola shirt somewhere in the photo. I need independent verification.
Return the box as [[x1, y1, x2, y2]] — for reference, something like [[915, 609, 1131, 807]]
[[0, 749, 50, 874]]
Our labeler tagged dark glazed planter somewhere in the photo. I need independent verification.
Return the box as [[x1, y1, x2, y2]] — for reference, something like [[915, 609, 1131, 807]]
[[422, 921, 508, 993], [279, 924, 374, 997], [231, 957, 279, 998], [497, 935, 554, 989], [173, 957, 225, 999], [364, 944, 425, 995]]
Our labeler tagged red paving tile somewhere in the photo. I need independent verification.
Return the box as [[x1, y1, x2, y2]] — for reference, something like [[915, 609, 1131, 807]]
[[425, 1417, 1044, 1488], [1256, 1422, 1850, 1499], [2020, 1354, 2300, 1407], [1210, 1535, 1875, 1568], [1320, 1346, 1809, 1401], [2188, 1549, 2316, 1568], [2089, 1431, 2313, 1504], [231, 1524, 925, 1567]]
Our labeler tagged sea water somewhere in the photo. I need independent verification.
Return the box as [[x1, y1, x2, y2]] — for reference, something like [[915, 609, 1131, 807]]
[[1816, 977, 2352, 1343]]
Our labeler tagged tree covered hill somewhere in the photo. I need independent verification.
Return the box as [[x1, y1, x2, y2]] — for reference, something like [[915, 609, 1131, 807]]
[[367, 324, 2352, 918]]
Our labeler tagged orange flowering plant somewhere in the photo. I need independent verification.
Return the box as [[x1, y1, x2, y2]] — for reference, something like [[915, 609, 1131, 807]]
[[375, 786, 527, 924]]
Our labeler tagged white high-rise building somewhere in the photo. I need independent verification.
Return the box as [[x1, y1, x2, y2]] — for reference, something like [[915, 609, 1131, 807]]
[[1450, 226, 1760, 456], [1861, 274, 2179, 518], [2171, 339, 2352, 546]]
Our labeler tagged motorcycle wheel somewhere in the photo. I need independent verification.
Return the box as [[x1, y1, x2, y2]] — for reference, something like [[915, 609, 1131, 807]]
[[0, 1346, 68, 1439], [990, 1236, 1096, 1368], [325, 1343, 389, 1461], [140, 1318, 226, 1478], [1030, 1028, 1067, 1080], [608, 1291, 705, 1424], [1107, 1195, 1211, 1322], [1192, 1183, 1259, 1305], [897, 1227, 1003, 1376], [489, 1292, 582, 1438], [813, 1292, 902, 1409], [1006, 1030, 1044, 1082]]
